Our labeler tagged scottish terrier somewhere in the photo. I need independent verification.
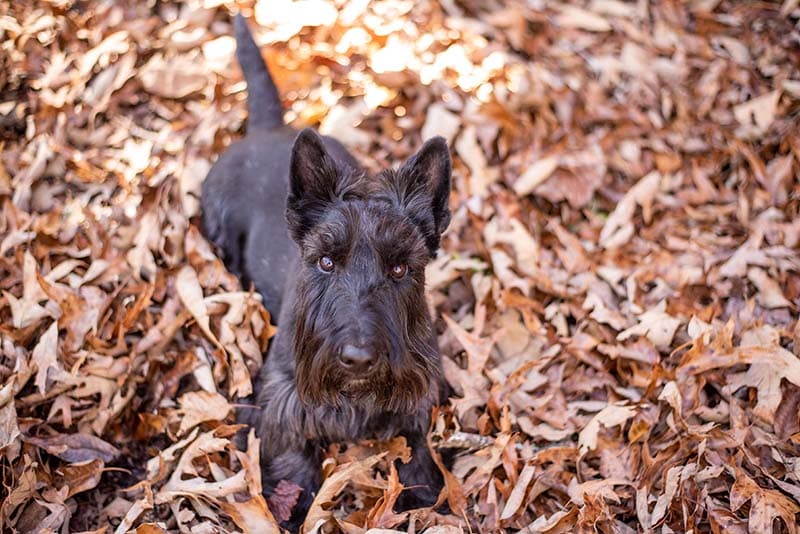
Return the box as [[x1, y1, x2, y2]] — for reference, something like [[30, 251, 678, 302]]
[[201, 15, 451, 528]]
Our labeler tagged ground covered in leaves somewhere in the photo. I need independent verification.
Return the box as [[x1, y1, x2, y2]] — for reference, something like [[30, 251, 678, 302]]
[[2, 0, 800, 532]]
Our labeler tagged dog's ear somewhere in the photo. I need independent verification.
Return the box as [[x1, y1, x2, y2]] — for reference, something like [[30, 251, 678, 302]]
[[394, 136, 452, 254], [287, 129, 340, 242]]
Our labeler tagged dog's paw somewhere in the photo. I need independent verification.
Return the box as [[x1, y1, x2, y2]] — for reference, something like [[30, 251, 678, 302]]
[[279, 487, 314, 533], [395, 483, 441, 512]]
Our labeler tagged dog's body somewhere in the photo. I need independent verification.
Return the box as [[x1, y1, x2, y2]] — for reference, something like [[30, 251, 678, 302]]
[[202, 15, 451, 528]]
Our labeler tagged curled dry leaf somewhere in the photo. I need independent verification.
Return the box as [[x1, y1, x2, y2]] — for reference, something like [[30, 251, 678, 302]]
[[139, 53, 209, 99], [31, 321, 60, 395], [176, 265, 223, 351], [513, 155, 559, 197], [578, 404, 636, 455], [730, 468, 800, 534], [499, 462, 535, 520], [733, 90, 781, 136], [422, 103, 461, 144], [0, 382, 20, 457], [728, 326, 800, 424], [174, 390, 232, 436], [747, 267, 791, 309], [600, 171, 661, 249], [24, 432, 120, 463], [59, 458, 105, 498], [303, 454, 384, 531], [219, 496, 280, 534], [617, 300, 682, 350], [267, 479, 303, 524]]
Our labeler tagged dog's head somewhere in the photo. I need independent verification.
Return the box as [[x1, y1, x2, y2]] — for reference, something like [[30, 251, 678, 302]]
[[286, 129, 451, 413]]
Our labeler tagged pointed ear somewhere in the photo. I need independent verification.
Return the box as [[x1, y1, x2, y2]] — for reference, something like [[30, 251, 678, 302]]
[[289, 128, 340, 201], [286, 129, 340, 243], [395, 136, 452, 254]]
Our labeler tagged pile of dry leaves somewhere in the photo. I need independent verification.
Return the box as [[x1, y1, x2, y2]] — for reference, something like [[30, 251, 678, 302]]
[[2, 0, 800, 532]]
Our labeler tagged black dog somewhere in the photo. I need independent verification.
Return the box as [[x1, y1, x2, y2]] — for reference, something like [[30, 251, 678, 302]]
[[201, 15, 451, 528]]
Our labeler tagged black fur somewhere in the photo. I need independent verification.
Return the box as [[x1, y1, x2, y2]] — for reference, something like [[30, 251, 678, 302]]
[[201, 15, 451, 530], [233, 14, 284, 130]]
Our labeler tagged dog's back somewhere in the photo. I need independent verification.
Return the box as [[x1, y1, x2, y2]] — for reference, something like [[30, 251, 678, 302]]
[[201, 15, 358, 318]]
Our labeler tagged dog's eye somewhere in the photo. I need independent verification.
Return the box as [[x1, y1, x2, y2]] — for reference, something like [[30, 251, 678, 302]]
[[390, 264, 408, 280], [318, 256, 335, 273]]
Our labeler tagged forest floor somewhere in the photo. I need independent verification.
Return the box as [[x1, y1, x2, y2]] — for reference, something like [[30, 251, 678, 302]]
[[2, 0, 800, 532]]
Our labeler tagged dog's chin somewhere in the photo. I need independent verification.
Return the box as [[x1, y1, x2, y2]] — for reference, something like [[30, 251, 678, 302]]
[[341, 378, 371, 394], [299, 378, 425, 413]]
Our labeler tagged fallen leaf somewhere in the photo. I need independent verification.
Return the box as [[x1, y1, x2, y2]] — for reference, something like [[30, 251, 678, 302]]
[[267, 479, 303, 524], [176, 265, 223, 351], [555, 5, 612, 32], [303, 454, 384, 531], [600, 171, 661, 249], [219, 496, 280, 534], [174, 390, 232, 436], [747, 267, 791, 309], [0, 382, 20, 458], [456, 125, 499, 199], [421, 103, 461, 144], [728, 326, 800, 423], [500, 462, 535, 520], [60, 458, 104, 498], [617, 301, 682, 350], [513, 155, 559, 196], [733, 90, 781, 135], [579, 404, 637, 455], [139, 53, 208, 99], [24, 432, 119, 463], [32, 321, 61, 395], [730, 468, 799, 534]]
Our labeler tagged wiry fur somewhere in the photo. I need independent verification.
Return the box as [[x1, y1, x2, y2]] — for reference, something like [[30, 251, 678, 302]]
[[202, 15, 451, 530]]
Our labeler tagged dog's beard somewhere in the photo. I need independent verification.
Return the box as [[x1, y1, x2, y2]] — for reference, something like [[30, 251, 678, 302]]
[[294, 341, 435, 413], [292, 283, 441, 414]]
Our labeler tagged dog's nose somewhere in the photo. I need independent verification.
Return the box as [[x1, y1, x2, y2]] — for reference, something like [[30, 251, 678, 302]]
[[339, 344, 374, 370]]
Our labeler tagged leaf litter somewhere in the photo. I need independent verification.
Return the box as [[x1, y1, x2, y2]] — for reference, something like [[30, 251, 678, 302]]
[[1, 0, 800, 532]]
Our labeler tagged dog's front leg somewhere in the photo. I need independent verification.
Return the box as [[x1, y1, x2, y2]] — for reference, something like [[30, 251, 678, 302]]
[[256, 380, 322, 531], [263, 445, 321, 531], [395, 431, 443, 511]]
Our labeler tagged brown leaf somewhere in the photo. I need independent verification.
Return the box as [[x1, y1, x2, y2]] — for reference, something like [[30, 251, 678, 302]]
[[455, 125, 499, 198], [303, 454, 385, 531], [513, 156, 559, 196], [367, 463, 408, 528], [59, 459, 104, 498], [733, 90, 781, 135], [139, 53, 209, 99], [747, 267, 791, 309], [174, 390, 232, 436], [267, 479, 303, 524], [4, 251, 52, 329], [731, 468, 799, 534], [728, 326, 800, 424], [428, 429, 466, 519], [219, 496, 280, 534], [555, 5, 612, 31], [0, 382, 20, 459], [32, 321, 61, 395], [600, 171, 661, 249], [135, 524, 168, 534], [176, 265, 223, 351], [578, 404, 637, 455], [499, 462, 535, 520], [24, 432, 119, 463]]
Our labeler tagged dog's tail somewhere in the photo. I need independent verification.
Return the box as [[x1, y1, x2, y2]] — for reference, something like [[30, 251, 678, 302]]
[[234, 14, 284, 130]]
